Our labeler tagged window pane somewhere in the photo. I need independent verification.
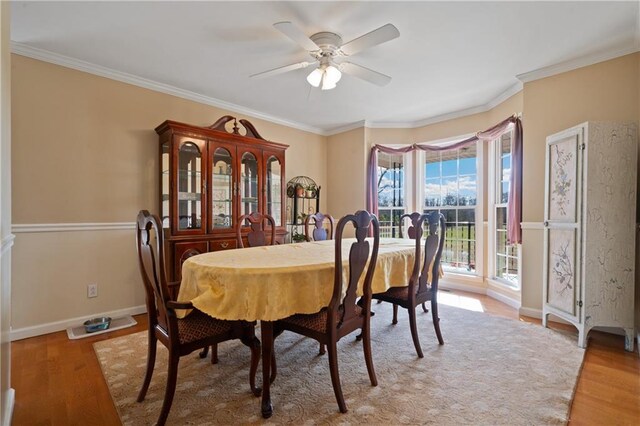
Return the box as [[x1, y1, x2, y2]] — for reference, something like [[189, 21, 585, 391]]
[[501, 182, 509, 203], [424, 178, 441, 207], [459, 174, 477, 206], [377, 152, 404, 238], [441, 158, 457, 177], [425, 160, 439, 178], [442, 177, 458, 206], [459, 156, 476, 175]]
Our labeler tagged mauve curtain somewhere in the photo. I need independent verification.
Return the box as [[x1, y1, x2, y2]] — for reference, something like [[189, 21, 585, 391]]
[[366, 115, 523, 244]]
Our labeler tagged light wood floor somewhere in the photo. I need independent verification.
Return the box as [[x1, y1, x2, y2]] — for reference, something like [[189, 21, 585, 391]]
[[10, 291, 640, 425]]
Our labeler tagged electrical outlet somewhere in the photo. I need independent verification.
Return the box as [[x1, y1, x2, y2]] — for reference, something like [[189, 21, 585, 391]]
[[87, 283, 98, 298]]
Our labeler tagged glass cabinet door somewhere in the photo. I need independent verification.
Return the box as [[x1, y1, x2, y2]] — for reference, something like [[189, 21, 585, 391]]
[[161, 141, 170, 228], [210, 146, 234, 231], [265, 154, 283, 226], [176, 139, 204, 232], [239, 150, 261, 224]]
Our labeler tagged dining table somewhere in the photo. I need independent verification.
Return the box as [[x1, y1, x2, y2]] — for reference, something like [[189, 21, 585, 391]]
[[177, 237, 418, 418]]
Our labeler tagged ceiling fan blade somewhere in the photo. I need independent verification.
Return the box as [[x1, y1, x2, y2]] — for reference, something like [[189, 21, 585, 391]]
[[250, 61, 314, 79], [340, 23, 400, 56], [273, 21, 320, 52], [340, 62, 392, 86]]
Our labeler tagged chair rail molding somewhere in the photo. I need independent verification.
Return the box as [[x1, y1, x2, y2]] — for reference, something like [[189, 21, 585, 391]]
[[520, 222, 543, 230], [12, 222, 135, 233], [0, 234, 14, 255]]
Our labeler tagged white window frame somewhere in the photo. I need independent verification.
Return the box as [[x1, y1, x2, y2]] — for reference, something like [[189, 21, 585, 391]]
[[415, 136, 484, 279], [488, 131, 522, 290]]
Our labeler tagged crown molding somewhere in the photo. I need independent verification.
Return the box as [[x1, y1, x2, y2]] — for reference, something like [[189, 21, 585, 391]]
[[10, 42, 326, 136], [365, 81, 523, 130], [324, 120, 367, 137], [12, 41, 638, 138], [516, 44, 640, 83]]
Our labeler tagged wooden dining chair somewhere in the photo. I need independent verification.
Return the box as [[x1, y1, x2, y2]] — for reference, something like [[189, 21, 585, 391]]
[[304, 212, 335, 242], [237, 212, 276, 248], [370, 211, 446, 358], [136, 210, 261, 426], [273, 210, 380, 413]]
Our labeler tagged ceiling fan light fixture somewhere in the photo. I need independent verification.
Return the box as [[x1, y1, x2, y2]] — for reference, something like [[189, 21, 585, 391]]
[[321, 77, 336, 91], [325, 65, 341, 84], [306, 68, 324, 87]]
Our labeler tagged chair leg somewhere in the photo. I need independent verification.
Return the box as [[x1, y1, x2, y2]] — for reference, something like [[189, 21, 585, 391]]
[[199, 345, 209, 359], [270, 350, 277, 384], [422, 302, 429, 313], [319, 342, 326, 355], [210, 344, 218, 364], [157, 353, 180, 426], [408, 306, 424, 358], [137, 330, 157, 402], [431, 300, 444, 345], [327, 341, 347, 413], [248, 336, 261, 396], [362, 321, 378, 387], [392, 304, 398, 325]]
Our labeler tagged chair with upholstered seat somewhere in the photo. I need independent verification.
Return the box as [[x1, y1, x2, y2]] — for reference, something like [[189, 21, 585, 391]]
[[372, 211, 445, 358], [136, 210, 261, 426], [237, 212, 276, 248], [273, 210, 380, 413], [304, 212, 335, 242]]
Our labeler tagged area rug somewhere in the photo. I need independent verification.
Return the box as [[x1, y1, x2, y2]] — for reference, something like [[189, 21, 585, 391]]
[[94, 297, 584, 425]]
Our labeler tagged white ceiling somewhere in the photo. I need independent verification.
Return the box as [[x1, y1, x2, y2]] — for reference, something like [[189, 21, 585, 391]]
[[10, 1, 640, 134]]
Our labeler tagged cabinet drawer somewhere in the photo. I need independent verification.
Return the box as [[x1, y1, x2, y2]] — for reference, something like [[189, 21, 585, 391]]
[[174, 241, 208, 279], [210, 239, 237, 251]]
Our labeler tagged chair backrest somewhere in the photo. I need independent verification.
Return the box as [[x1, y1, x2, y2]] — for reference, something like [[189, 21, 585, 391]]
[[304, 212, 335, 242], [399, 212, 427, 290], [328, 210, 380, 330], [237, 212, 276, 248], [398, 212, 423, 240], [416, 211, 446, 295], [136, 210, 177, 337]]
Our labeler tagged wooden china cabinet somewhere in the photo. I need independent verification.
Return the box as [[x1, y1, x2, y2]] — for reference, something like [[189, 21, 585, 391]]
[[156, 115, 288, 280]]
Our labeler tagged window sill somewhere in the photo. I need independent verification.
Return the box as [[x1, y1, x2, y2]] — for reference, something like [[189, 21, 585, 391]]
[[487, 277, 520, 293], [441, 272, 483, 285]]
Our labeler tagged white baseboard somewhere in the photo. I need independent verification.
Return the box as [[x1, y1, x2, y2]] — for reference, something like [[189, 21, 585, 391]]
[[486, 288, 521, 310], [518, 307, 542, 319], [10, 305, 146, 341], [4, 388, 14, 426], [439, 280, 486, 295], [519, 307, 574, 325]]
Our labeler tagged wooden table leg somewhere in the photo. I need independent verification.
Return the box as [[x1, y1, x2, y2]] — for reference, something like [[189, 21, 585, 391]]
[[261, 321, 274, 418]]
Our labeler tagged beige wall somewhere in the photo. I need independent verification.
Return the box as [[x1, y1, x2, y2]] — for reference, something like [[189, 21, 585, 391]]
[[326, 127, 367, 219], [11, 55, 327, 331], [0, 2, 13, 421], [520, 53, 640, 312]]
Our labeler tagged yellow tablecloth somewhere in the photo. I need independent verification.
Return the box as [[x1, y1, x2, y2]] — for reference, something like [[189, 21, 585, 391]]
[[178, 238, 418, 322]]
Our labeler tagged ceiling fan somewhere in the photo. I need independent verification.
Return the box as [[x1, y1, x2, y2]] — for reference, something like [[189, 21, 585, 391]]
[[251, 22, 400, 90]]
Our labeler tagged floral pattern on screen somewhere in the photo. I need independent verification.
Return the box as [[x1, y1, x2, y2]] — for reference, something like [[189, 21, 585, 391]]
[[547, 229, 576, 315], [549, 138, 576, 221]]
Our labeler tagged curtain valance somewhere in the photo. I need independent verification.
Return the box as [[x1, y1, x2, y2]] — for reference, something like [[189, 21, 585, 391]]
[[366, 114, 523, 244]]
